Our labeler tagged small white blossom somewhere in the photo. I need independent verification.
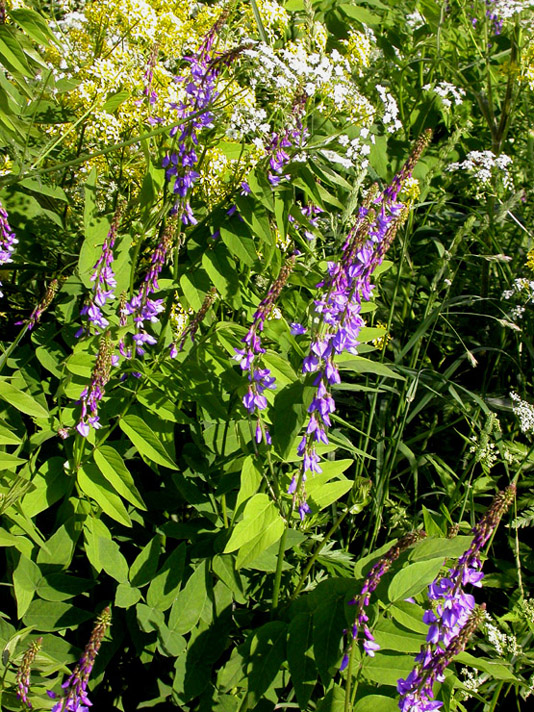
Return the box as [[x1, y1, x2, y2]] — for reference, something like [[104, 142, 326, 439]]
[[511, 392, 534, 435]]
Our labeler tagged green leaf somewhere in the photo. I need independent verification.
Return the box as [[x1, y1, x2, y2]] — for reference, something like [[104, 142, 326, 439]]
[[288, 613, 317, 709], [23, 600, 93, 631], [13, 554, 41, 618], [98, 537, 129, 583], [271, 382, 311, 459], [37, 521, 78, 568], [78, 463, 132, 527], [77, 217, 111, 289], [0, 423, 22, 445], [336, 356, 403, 380], [21, 457, 70, 518], [93, 445, 146, 510], [223, 494, 285, 569], [102, 90, 130, 113], [129, 536, 161, 588], [408, 536, 472, 562], [146, 543, 186, 612], [373, 619, 426, 653], [202, 246, 238, 299], [455, 651, 517, 681], [19, 177, 68, 202], [235, 455, 262, 514], [83, 517, 111, 573], [168, 560, 208, 635], [115, 583, 142, 608], [316, 685, 345, 712], [220, 224, 257, 267], [119, 414, 177, 469], [353, 695, 400, 712], [65, 352, 94, 378], [313, 594, 347, 685], [308, 480, 353, 511], [388, 558, 445, 602], [362, 652, 416, 686], [37, 574, 95, 602], [246, 621, 287, 708], [0, 27, 33, 76], [0, 451, 26, 469], [389, 601, 429, 635], [9, 9, 56, 46], [0, 380, 48, 418], [136, 603, 165, 633], [211, 555, 245, 605]]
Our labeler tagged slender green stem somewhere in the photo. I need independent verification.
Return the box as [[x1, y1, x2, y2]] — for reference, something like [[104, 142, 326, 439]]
[[271, 523, 288, 612], [343, 639, 359, 712], [291, 508, 350, 600], [488, 680, 504, 712]]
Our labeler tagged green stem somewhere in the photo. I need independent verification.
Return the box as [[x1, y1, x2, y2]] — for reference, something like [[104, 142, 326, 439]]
[[291, 508, 350, 601], [487, 680, 504, 712], [343, 639, 359, 712], [271, 523, 288, 612]]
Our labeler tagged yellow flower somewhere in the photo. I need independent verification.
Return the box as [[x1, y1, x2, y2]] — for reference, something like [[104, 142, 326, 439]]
[[372, 321, 392, 350]]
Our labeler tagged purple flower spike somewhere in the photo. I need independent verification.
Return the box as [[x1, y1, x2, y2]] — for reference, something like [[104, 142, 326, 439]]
[[0, 199, 19, 298], [398, 486, 516, 712], [77, 205, 122, 337], [235, 256, 296, 444], [50, 607, 111, 712]]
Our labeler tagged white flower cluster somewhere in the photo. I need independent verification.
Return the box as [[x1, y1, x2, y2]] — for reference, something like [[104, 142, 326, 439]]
[[242, 42, 374, 122], [469, 435, 498, 469], [523, 598, 534, 623], [446, 150, 513, 192], [489, 0, 534, 20], [376, 85, 402, 133], [406, 10, 426, 29], [511, 392, 534, 436], [459, 667, 487, 700], [226, 104, 271, 142], [502, 277, 534, 321], [423, 82, 466, 109], [337, 128, 375, 171], [484, 613, 520, 656]]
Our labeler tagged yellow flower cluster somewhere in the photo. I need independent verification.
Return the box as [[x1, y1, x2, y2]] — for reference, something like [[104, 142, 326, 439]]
[[526, 248, 534, 272], [521, 41, 534, 91], [399, 176, 421, 206], [170, 298, 192, 338], [43, 0, 223, 186], [372, 321, 392, 350], [344, 28, 373, 75]]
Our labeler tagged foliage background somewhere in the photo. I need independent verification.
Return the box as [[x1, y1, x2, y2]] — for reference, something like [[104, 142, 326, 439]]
[[1, 0, 534, 710]]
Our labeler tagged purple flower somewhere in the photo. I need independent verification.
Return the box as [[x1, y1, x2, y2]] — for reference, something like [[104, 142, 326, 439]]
[[76, 334, 115, 437], [398, 486, 516, 712], [0, 200, 18, 298], [49, 607, 110, 712]]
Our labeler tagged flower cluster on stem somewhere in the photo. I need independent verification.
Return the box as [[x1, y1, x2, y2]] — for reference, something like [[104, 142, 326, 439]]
[[398, 605, 486, 712], [48, 607, 111, 712], [341, 531, 426, 669], [16, 637, 42, 709], [78, 204, 122, 336], [0, 199, 18, 298], [123, 219, 176, 358], [235, 256, 296, 445], [24, 279, 59, 330], [177, 286, 217, 353], [77, 332, 115, 436], [397, 484, 516, 712], [162, 20, 225, 223], [293, 130, 432, 516]]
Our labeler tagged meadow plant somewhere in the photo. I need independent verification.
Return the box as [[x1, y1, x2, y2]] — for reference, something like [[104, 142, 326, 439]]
[[1, 1, 534, 711]]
